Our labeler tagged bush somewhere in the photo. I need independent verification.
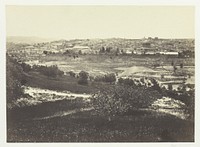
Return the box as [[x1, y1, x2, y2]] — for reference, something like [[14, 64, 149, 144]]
[[92, 85, 162, 120], [150, 78, 162, 93], [118, 78, 135, 86], [94, 73, 116, 84], [78, 71, 89, 85], [68, 71, 76, 77], [94, 75, 105, 82], [104, 73, 116, 83]]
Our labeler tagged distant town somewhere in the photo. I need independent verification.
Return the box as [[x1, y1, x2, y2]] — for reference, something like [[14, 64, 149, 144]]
[[7, 37, 194, 61]]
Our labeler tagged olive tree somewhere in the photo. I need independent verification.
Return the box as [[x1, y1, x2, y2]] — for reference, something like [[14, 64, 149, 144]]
[[91, 85, 162, 121]]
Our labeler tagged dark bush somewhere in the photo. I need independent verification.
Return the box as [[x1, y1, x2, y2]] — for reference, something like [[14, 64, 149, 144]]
[[92, 85, 162, 119], [94, 73, 116, 84], [104, 73, 116, 83], [150, 78, 162, 93], [78, 71, 89, 85], [118, 78, 135, 87], [94, 75, 105, 82], [68, 71, 76, 77]]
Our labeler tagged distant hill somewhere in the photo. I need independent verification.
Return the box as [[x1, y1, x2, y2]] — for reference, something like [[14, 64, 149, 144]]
[[7, 36, 57, 44]]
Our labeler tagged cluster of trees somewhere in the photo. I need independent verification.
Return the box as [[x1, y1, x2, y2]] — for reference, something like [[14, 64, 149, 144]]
[[170, 61, 186, 75], [63, 50, 81, 58], [178, 50, 195, 58], [32, 65, 64, 78], [99, 47, 127, 56], [118, 78, 137, 86], [99, 46, 113, 53], [43, 50, 56, 55], [6, 56, 68, 106], [68, 71, 76, 77], [67, 70, 89, 85], [19, 61, 64, 78], [94, 73, 116, 84], [67, 71, 117, 85], [92, 75, 194, 120]]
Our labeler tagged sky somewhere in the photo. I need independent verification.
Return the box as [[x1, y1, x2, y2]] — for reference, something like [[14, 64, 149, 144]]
[[6, 5, 195, 39]]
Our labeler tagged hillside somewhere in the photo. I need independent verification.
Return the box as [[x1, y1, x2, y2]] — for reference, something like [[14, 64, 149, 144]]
[[7, 36, 57, 44]]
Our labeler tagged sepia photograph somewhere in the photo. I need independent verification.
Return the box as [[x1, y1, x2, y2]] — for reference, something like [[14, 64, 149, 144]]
[[5, 4, 195, 142]]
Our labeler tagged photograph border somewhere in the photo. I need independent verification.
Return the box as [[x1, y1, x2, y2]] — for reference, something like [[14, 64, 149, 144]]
[[1, 0, 200, 146]]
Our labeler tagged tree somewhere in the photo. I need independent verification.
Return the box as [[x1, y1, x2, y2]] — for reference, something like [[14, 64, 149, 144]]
[[116, 48, 120, 55], [78, 71, 89, 85], [180, 63, 183, 68], [63, 50, 70, 54], [171, 61, 174, 66], [104, 73, 116, 84], [118, 78, 135, 87], [78, 50, 82, 55], [91, 86, 131, 121], [43, 50, 48, 55], [92, 85, 162, 121], [118, 77, 124, 84], [150, 78, 162, 93], [100, 46, 105, 53], [168, 84, 173, 91], [68, 71, 76, 77], [106, 47, 111, 53], [173, 66, 177, 73]]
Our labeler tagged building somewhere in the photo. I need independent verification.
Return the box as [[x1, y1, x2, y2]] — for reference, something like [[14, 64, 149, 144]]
[[72, 45, 93, 54]]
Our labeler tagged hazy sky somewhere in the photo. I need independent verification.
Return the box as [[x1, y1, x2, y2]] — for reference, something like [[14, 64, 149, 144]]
[[6, 6, 195, 39]]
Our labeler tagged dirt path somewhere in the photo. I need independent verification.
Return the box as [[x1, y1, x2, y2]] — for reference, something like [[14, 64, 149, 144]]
[[33, 107, 94, 120]]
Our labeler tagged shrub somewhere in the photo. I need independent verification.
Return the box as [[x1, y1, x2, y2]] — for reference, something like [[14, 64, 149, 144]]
[[94, 73, 116, 84], [104, 73, 116, 83], [92, 85, 162, 120], [68, 71, 76, 77], [150, 78, 162, 93], [78, 71, 89, 85], [94, 75, 105, 82], [118, 78, 135, 86]]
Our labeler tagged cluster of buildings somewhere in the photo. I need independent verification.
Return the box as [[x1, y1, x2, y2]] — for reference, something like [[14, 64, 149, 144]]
[[7, 37, 194, 59]]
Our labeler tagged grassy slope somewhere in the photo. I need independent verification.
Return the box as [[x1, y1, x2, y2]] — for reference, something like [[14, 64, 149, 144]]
[[7, 98, 194, 142], [24, 71, 111, 94], [7, 108, 194, 142]]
